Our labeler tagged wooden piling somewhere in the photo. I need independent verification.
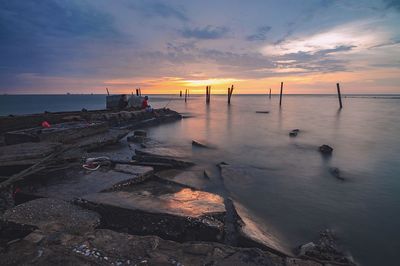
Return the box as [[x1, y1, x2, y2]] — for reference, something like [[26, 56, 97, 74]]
[[228, 85, 234, 104], [279, 82, 283, 106], [185, 89, 187, 103], [136, 89, 139, 96], [269, 88, 271, 99], [106, 88, 110, 96], [180, 90, 182, 97], [337, 83, 343, 108], [206, 86, 211, 104]]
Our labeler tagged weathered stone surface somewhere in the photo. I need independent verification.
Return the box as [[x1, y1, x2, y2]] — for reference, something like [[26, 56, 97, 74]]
[[25, 168, 145, 200], [155, 169, 208, 189], [0, 142, 61, 167], [4, 121, 108, 145], [80, 185, 225, 242], [2, 198, 100, 233], [135, 146, 189, 158], [113, 164, 153, 177], [0, 229, 321, 266], [231, 200, 293, 257]]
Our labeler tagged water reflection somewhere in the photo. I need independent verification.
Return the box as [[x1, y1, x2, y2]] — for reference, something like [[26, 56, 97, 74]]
[[149, 95, 400, 266]]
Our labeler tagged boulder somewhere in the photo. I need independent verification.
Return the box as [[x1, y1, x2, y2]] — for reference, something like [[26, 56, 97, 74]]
[[318, 145, 333, 155], [297, 229, 356, 266], [289, 129, 300, 137]]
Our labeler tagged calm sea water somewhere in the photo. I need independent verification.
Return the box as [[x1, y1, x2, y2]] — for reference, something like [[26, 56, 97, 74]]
[[1, 94, 400, 265]]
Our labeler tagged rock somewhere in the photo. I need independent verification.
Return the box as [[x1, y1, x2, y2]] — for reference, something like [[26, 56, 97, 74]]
[[192, 140, 211, 148], [134, 130, 147, 137], [289, 129, 300, 137], [127, 135, 145, 143], [22, 168, 148, 200], [133, 150, 194, 169], [0, 229, 320, 266], [329, 167, 344, 181], [2, 198, 100, 233], [155, 169, 208, 190], [299, 242, 316, 256], [318, 145, 333, 155], [80, 184, 225, 242], [230, 200, 293, 257], [255, 111, 270, 114], [297, 229, 356, 266]]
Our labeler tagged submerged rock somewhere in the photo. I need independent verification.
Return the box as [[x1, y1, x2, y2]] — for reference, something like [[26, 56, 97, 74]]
[[329, 167, 345, 181], [2, 198, 100, 233], [318, 145, 333, 155]]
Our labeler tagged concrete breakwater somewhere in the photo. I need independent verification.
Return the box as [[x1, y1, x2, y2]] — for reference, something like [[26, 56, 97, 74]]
[[0, 108, 352, 265]]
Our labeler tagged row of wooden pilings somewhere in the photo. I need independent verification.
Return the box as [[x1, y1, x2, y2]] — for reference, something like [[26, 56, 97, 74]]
[[179, 83, 343, 108]]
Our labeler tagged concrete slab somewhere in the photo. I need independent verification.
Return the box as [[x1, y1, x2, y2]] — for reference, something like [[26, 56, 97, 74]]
[[2, 198, 100, 233], [26, 167, 153, 201]]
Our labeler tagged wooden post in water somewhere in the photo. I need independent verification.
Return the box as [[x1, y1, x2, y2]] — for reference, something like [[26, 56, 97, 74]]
[[136, 89, 139, 96], [208, 86, 211, 104], [106, 88, 110, 96], [279, 82, 283, 106], [228, 85, 234, 104], [336, 83, 343, 109], [180, 90, 182, 97], [269, 88, 271, 99], [185, 89, 187, 102]]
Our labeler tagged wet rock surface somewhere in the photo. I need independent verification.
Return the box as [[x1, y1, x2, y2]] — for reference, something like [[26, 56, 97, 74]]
[[298, 229, 355, 265], [21, 166, 153, 200], [79, 181, 226, 242], [0, 229, 320, 266], [231, 200, 293, 257], [155, 169, 209, 190], [318, 145, 333, 155], [2, 198, 100, 233], [289, 129, 300, 137]]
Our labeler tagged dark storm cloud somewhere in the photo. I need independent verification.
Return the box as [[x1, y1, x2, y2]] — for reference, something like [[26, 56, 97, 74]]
[[181, 26, 229, 39], [0, 0, 121, 77]]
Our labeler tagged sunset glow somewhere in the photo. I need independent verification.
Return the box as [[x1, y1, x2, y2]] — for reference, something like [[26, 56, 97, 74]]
[[0, 1, 399, 94]]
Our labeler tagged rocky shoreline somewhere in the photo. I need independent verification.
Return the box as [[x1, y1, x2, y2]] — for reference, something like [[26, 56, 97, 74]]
[[0, 108, 355, 265]]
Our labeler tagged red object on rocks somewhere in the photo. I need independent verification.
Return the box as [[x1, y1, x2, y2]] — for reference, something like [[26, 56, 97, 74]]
[[41, 121, 51, 128]]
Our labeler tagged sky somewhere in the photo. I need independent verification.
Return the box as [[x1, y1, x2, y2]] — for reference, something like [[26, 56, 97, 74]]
[[0, 0, 399, 94]]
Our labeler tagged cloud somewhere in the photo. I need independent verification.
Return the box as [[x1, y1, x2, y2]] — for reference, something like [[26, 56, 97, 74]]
[[383, 0, 400, 11], [181, 25, 229, 39], [128, 1, 188, 21], [246, 26, 272, 41]]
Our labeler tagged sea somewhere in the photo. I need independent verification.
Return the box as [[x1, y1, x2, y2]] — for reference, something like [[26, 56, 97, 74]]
[[1, 94, 400, 265]]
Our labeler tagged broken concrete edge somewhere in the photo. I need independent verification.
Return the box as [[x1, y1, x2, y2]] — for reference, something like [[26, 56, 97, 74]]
[[153, 173, 198, 190], [75, 198, 225, 243], [227, 198, 294, 258]]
